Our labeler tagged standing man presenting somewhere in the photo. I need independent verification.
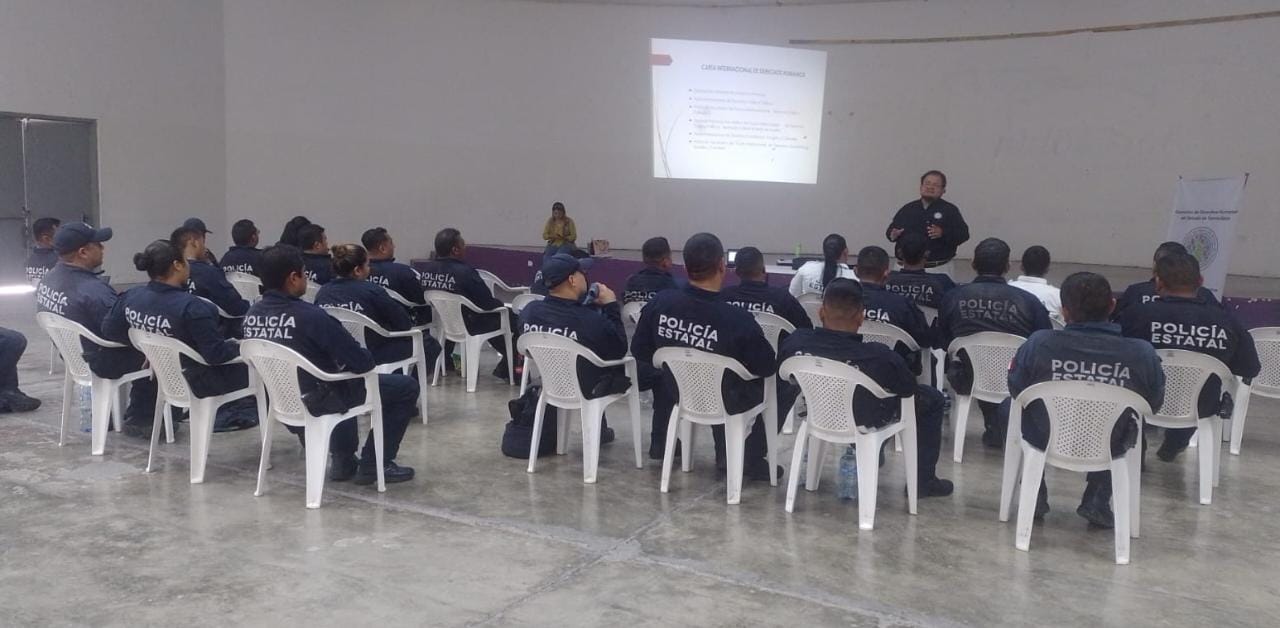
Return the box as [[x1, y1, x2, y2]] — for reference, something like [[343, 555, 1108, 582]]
[[885, 170, 969, 274]]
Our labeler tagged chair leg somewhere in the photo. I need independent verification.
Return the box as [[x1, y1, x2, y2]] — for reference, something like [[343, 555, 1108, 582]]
[[782, 406, 796, 435], [527, 395, 549, 474], [557, 408, 571, 456], [952, 394, 972, 463], [518, 359, 531, 397], [58, 375, 72, 447], [1197, 418, 1214, 505], [725, 418, 746, 505], [1111, 460, 1131, 565], [679, 419, 693, 473], [1229, 384, 1251, 455], [416, 355, 430, 425], [254, 415, 275, 497], [304, 419, 337, 509], [805, 438, 826, 492], [371, 409, 386, 493], [145, 394, 165, 473], [763, 413, 779, 488], [49, 344, 56, 375], [856, 434, 882, 530], [1015, 448, 1046, 552], [998, 416, 1024, 522], [628, 389, 643, 469], [1211, 418, 1223, 488], [504, 332, 515, 385], [431, 350, 443, 387], [902, 423, 919, 516], [89, 378, 114, 456], [1127, 444, 1142, 538], [112, 386, 124, 433], [785, 422, 809, 513], [659, 407, 680, 493], [581, 402, 603, 484], [163, 392, 175, 444], [189, 400, 216, 484]]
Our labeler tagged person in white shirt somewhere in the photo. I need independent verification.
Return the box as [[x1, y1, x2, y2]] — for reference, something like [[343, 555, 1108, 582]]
[[789, 233, 856, 298], [1008, 245, 1063, 326]]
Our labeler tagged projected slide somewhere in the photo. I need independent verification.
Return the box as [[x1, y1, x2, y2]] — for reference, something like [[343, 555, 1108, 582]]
[[651, 38, 827, 185]]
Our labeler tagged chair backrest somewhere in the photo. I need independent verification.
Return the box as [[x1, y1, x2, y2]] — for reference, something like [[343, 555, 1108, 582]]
[[424, 290, 474, 341], [35, 312, 101, 381], [947, 332, 1027, 399], [621, 301, 645, 325], [321, 305, 388, 349], [476, 269, 502, 296], [226, 271, 261, 303], [1015, 380, 1152, 472], [195, 295, 241, 320], [779, 355, 898, 440], [302, 281, 321, 303], [510, 293, 545, 314], [517, 332, 602, 406], [859, 320, 920, 353], [653, 347, 754, 420], [797, 293, 823, 328], [239, 339, 314, 424], [128, 328, 197, 405], [1250, 327, 1280, 397], [918, 305, 938, 327], [1153, 349, 1234, 424], [752, 311, 796, 352], [1050, 316, 1066, 331]]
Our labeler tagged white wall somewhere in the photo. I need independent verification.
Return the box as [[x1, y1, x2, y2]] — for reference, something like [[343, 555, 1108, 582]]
[[0, 0, 225, 279], [223, 0, 1280, 276]]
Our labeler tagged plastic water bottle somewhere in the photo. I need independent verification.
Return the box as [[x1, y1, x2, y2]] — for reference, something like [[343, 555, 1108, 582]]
[[836, 445, 858, 500], [77, 384, 93, 432]]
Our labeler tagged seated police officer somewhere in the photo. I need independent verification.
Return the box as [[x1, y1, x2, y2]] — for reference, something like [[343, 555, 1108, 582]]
[[363, 227, 430, 325], [244, 245, 419, 485], [938, 237, 1053, 447], [885, 231, 956, 311], [37, 223, 157, 437], [854, 245, 932, 371], [519, 253, 629, 443], [0, 327, 41, 413], [720, 246, 812, 331], [25, 217, 61, 284], [316, 244, 442, 368], [1008, 272, 1165, 527], [630, 232, 780, 480], [1119, 252, 1259, 462], [778, 279, 953, 497], [1112, 241, 1220, 320], [623, 237, 680, 305], [418, 228, 521, 379], [173, 226, 249, 338], [181, 218, 220, 266], [221, 219, 263, 276], [102, 240, 258, 432], [298, 223, 334, 285]]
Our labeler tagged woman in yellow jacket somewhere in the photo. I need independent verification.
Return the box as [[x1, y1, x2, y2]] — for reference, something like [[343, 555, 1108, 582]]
[[542, 201, 577, 258]]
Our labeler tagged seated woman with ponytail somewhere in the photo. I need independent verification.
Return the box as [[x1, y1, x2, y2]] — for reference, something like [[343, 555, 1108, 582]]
[[789, 233, 857, 298], [315, 244, 443, 367], [101, 239, 259, 432]]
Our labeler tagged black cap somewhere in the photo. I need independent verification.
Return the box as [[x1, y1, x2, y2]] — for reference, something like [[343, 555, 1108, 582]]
[[183, 217, 211, 234], [53, 223, 113, 254], [541, 253, 592, 288]]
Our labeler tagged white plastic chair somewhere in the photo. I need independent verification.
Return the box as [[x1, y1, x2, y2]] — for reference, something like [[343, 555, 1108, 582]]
[[1149, 349, 1233, 505], [780, 356, 918, 530], [797, 293, 823, 328], [128, 329, 261, 483], [425, 290, 515, 392], [323, 307, 431, 425], [621, 301, 646, 346], [226, 271, 262, 304], [1225, 327, 1279, 455], [195, 295, 245, 323], [510, 293, 545, 314], [518, 332, 644, 483], [946, 332, 1027, 463], [241, 339, 385, 509], [36, 312, 162, 455], [998, 381, 1150, 564], [302, 281, 321, 303], [653, 347, 774, 505], [477, 269, 530, 302], [752, 311, 798, 436], [860, 320, 932, 389]]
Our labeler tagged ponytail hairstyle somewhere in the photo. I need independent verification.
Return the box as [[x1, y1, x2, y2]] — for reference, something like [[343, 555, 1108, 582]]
[[821, 233, 848, 289], [133, 239, 185, 280], [330, 243, 368, 278]]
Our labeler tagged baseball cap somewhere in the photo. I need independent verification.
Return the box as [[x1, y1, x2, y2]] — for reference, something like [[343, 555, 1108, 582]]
[[183, 217, 212, 234], [53, 223, 113, 254], [541, 253, 593, 288]]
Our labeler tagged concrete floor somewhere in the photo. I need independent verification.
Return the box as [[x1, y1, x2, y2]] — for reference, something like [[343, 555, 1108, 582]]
[[2, 296, 1279, 627]]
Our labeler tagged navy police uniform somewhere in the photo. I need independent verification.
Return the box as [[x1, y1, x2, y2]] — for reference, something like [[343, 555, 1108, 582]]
[[418, 256, 520, 368], [861, 282, 932, 372], [220, 245, 263, 276], [630, 285, 777, 463], [623, 266, 680, 304], [720, 279, 812, 332], [302, 253, 335, 285], [884, 268, 956, 311], [243, 290, 419, 463], [0, 327, 28, 394], [519, 295, 628, 397], [36, 262, 157, 423], [1112, 279, 1220, 321], [778, 328, 946, 483], [315, 276, 442, 367], [1119, 294, 1260, 451], [25, 247, 59, 283], [102, 282, 256, 428], [885, 199, 970, 265], [368, 258, 430, 325], [1007, 322, 1165, 507]]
